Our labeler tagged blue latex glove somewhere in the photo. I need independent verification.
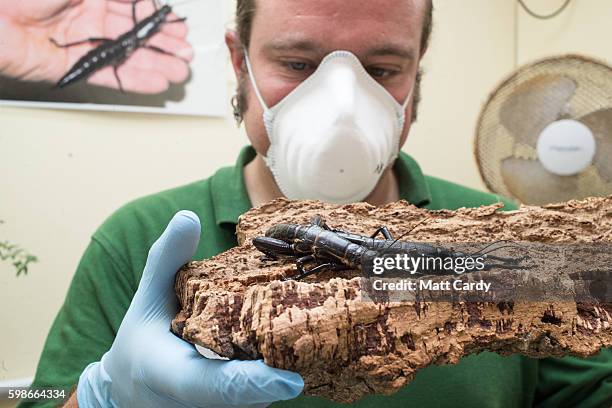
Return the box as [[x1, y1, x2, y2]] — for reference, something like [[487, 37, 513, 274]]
[[77, 211, 304, 408]]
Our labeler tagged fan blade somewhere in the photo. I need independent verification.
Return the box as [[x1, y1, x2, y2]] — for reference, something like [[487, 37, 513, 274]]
[[500, 74, 576, 147], [579, 108, 612, 182], [500, 157, 581, 205]]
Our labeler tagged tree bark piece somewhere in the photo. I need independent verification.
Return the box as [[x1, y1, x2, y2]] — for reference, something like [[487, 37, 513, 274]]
[[172, 196, 612, 403]]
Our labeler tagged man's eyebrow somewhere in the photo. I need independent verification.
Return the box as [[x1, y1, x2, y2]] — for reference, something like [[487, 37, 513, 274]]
[[263, 39, 325, 54], [262, 40, 416, 60], [364, 45, 416, 60]]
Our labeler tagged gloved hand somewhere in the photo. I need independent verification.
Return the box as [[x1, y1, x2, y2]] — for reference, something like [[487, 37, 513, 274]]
[[76, 211, 304, 408]]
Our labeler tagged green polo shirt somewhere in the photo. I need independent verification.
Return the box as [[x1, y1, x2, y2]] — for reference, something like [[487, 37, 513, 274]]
[[21, 146, 612, 408]]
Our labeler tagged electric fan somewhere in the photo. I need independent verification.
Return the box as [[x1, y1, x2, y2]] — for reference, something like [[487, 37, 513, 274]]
[[475, 55, 612, 205]]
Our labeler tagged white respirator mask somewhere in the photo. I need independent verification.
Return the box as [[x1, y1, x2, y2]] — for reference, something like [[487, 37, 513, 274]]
[[244, 50, 414, 204]]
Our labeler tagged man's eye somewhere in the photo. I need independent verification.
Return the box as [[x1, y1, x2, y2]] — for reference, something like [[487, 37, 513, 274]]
[[368, 67, 395, 78], [287, 61, 309, 71]]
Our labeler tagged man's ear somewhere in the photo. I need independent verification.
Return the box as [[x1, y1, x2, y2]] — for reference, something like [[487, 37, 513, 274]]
[[419, 44, 428, 59], [225, 30, 246, 78]]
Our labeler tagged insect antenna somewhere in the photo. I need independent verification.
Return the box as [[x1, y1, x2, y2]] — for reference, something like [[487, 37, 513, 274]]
[[467, 240, 510, 257], [478, 245, 519, 256], [467, 240, 523, 258]]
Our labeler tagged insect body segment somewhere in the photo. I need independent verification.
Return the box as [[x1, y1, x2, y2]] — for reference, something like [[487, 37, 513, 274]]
[[253, 216, 527, 281], [51, 1, 188, 92], [253, 220, 376, 280]]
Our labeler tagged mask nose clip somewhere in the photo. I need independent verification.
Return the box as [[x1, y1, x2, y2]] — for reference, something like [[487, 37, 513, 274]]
[[327, 61, 358, 119]]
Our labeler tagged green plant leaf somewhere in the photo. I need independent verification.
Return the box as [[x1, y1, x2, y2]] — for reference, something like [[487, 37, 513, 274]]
[[0, 239, 38, 276]]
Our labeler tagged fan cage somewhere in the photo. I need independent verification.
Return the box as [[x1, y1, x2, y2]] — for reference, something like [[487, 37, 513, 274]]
[[474, 54, 612, 204]]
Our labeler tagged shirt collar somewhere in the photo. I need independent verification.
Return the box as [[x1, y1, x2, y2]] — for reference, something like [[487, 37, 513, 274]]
[[395, 150, 432, 208], [210, 146, 255, 228], [210, 146, 432, 227]]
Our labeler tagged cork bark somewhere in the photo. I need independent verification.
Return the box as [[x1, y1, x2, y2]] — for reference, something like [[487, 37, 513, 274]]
[[172, 196, 612, 403]]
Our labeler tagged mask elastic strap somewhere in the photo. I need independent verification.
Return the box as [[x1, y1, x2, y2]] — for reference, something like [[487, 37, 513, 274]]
[[401, 83, 415, 111], [243, 50, 271, 112], [395, 82, 415, 134]]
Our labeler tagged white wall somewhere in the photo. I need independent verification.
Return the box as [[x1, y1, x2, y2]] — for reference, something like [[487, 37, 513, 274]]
[[1, 0, 612, 389], [405, 0, 515, 188], [517, 0, 612, 63]]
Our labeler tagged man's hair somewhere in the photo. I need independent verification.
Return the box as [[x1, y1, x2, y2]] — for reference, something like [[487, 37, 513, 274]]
[[231, 0, 434, 125]]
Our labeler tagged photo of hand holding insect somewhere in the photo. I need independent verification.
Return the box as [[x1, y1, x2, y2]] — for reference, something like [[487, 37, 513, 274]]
[[0, 0, 226, 115]]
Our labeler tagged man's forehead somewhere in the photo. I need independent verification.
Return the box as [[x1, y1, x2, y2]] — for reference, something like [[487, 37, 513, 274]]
[[255, 0, 425, 20], [252, 0, 424, 55]]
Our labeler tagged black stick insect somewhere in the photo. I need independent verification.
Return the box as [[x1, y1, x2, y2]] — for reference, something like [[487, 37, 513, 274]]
[[50, 0, 189, 92], [253, 216, 528, 281]]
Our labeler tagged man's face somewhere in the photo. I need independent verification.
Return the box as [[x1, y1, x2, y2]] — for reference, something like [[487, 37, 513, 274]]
[[228, 0, 426, 155]]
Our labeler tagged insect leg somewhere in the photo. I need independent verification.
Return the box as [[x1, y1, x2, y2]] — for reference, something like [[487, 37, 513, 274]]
[[378, 218, 429, 257], [310, 215, 332, 230], [132, 0, 139, 24], [50, 38, 111, 48], [296, 255, 316, 272], [105, 0, 146, 23], [165, 17, 187, 23], [293, 262, 347, 281], [310, 215, 323, 226], [133, 0, 157, 24], [112, 65, 126, 94], [370, 226, 393, 239], [142, 45, 189, 63]]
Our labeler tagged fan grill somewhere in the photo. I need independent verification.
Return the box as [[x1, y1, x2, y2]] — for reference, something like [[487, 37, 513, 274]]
[[475, 55, 612, 204]]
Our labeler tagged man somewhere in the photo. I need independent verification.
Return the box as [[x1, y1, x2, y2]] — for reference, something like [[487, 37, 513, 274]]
[[18, 0, 612, 407]]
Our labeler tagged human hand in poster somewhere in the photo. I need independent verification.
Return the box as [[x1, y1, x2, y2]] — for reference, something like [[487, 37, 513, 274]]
[[0, 0, 193, 94]]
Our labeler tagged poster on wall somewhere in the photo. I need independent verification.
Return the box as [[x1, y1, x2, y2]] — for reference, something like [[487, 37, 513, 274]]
[[0, 0, 227, 117]]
